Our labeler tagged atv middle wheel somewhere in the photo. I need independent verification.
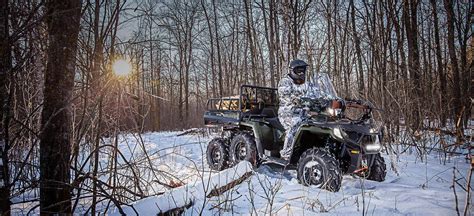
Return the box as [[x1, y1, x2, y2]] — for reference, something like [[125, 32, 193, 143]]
[[297, 148, 342, 192], [206, 138, 229, 171], [367, 153, 386, 182], [229, 133, 258, 167]]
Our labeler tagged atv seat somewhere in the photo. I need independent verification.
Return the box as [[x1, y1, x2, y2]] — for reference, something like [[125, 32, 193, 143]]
[[261, 107, 278, 118], [266, 117, 285, 131]]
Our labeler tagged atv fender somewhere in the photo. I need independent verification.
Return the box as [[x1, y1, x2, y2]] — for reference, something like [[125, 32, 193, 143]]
[[289, 122, 335, 162], [239, 121, 265, 157]]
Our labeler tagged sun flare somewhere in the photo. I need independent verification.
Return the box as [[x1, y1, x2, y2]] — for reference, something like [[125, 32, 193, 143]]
[[112, 59, 132, 76]]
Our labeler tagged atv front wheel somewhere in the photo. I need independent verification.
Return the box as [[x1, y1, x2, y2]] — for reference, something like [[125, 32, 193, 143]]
[[229, 133, 258, 167], [297, 148, 342, 192], [367, 153, 386, 182], [206, 138, 229, 171]]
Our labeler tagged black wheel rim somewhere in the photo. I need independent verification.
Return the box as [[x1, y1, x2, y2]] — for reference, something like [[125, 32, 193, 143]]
[[302, 160, 324, 187], [210, 145, 221, 165], [234, 142, 247, 162]]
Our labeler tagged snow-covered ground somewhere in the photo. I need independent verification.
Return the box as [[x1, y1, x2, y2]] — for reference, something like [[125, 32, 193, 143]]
[[109, 131, 472, 216]]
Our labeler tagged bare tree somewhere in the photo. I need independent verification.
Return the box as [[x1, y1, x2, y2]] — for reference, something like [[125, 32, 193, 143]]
[[430, 0, 447, 126], [40, 0, 81, 214], [244, 0, 258, 85], [350, 0, 364, 96], [403, 0, 422, 130], [0, 0, 11, 214], [444, 0, 462, 134]]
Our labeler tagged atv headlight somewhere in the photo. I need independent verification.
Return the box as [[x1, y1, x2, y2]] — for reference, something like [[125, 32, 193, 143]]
[[363, 136, 381, 152], [369, 127, 382, 134], [333, 127, 345, 140], [365, 143, 381, 152]]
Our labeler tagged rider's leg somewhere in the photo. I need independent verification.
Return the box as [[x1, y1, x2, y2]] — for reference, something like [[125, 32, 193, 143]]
[[279, 118, 292, 159], [280, 117, 302, 160]]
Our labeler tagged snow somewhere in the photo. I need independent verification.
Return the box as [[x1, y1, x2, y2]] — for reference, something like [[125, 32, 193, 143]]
[[108, 131, 472, 216], [112, 161, 253, 215], [8, 130, 471, 215]]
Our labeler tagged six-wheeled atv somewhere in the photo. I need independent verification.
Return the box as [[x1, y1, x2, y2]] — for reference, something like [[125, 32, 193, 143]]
[[204, 74, 386, 192]]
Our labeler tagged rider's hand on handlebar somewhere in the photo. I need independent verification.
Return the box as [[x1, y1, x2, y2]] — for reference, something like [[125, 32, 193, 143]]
[[307, 111, 318, 117]]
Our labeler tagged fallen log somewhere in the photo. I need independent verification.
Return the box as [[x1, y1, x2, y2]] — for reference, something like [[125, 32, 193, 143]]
[[206, 172, 253, 198], [176, 128, 206, 137], [112, 161, 253, 216]]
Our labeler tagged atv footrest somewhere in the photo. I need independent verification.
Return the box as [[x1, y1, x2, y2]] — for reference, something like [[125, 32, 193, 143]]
[[262, 157, 290, 167]]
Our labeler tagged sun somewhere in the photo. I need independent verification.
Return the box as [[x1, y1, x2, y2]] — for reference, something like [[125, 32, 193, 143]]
[[112, 59, 132, 77]]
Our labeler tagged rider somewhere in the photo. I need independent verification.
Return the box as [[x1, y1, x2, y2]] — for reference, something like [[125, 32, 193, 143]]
[[278, 59, 312, 160]]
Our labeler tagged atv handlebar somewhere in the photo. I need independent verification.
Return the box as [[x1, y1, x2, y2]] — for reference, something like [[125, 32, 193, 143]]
[[293, 97, 380, 123]]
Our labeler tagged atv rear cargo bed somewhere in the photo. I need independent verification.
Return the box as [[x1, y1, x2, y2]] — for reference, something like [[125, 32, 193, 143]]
[[204, 85, 279, 126]]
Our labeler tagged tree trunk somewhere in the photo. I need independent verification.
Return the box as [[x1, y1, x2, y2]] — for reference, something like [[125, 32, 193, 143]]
[[212, 0, 224, 96], [326, 1, 332, 74], [273, 0, 283, 80], [201, 0, 217, 98], [444, 0, 462, 133], [403, 0, 422, 130], [91, 0, 103, 213], [350, 0, 364, 96], [244, 0, 258, 85], [291, 0, 299, 59], [261, 0, 276, 88], [455, 1, 472, 128], [0, 0, 11, 214], [40, 0, 81, 214], [430, 0, 447, 126]]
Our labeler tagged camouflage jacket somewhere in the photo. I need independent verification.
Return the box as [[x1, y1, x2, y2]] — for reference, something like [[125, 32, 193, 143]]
[[277, 76, 312, 120]]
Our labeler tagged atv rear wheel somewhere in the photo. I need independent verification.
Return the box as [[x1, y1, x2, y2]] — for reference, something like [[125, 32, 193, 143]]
[[229, 133, 258, 167], [206, 138, 229, 171], [367, 153, 386, 182], [297, 148, 342, 192]]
